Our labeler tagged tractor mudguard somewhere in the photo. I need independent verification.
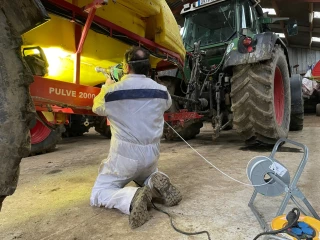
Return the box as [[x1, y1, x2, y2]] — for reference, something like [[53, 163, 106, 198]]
[[223, 32, 291, 76], [2, 0, 50, 35]]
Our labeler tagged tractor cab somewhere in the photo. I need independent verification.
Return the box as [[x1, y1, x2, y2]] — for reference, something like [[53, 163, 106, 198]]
[[181, 0, 236, 50], [180, 0, 263, 69]]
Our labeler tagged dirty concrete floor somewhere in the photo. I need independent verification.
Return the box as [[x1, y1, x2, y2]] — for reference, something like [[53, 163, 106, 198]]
[[1, 115, 320, 240]]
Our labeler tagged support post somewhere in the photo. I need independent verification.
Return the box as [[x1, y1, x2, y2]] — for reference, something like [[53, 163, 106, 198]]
[[73, 0, 106, 84]]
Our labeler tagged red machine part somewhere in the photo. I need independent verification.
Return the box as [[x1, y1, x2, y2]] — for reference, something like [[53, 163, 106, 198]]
[[30, 76, 101, 114], [30, 77, 203, 122], [164, 110, 203, 128], [30, 112, 53, 144], [30, 120, 51, 144], [312, 61, 320, 77]]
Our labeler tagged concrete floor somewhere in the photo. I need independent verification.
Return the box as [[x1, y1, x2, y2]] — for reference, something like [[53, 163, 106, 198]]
[[1, 115, 320, 240]]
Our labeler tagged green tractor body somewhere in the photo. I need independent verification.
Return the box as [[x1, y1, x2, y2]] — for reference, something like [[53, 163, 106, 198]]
[[161, 0, 304, 143]]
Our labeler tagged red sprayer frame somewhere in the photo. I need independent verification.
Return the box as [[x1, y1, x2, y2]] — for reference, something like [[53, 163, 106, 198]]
[[30, 0, 202, 126]]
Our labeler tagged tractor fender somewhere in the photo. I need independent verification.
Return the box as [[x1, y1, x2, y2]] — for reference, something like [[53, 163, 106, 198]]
[[223, 32, 291, 76], [290, 74, 304, 114]]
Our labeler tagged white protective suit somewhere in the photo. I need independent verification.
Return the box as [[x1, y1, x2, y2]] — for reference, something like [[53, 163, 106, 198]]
[[90, 73, 172, 214]]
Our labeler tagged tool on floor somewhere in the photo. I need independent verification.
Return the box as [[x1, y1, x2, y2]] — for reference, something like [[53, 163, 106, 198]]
[[247, 138, 320, 233]]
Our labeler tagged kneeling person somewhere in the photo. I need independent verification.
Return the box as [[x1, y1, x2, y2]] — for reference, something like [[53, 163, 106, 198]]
[[90, 46, 182, 229]]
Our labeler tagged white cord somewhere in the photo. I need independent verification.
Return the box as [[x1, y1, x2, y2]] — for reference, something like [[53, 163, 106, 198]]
[[164, 121, 274, 187]]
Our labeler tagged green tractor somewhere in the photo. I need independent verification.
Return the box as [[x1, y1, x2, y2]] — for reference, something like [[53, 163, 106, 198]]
[[160, 0, 304, 144]]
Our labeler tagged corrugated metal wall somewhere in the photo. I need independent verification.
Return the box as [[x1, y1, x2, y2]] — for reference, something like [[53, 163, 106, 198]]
[[288, 47, 320, 74], [158, 47, 320, 76]]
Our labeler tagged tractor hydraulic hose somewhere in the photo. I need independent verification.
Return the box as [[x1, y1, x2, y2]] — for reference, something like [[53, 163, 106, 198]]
[[199, 69, 213, 96], [199, 42, 229, 96], [171, 95, 200, 105]]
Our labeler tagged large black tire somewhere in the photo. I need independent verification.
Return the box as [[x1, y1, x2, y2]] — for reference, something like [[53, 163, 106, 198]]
[[290, 113, 304, 131], [94, 117, 111, 138], [231, 45, 291, 144], [0, 11, 35, 208], [30, 121, 64, 155], [157, 76, 185, 113], [289, 74, 304, 131], [158, 76, 203, 140]]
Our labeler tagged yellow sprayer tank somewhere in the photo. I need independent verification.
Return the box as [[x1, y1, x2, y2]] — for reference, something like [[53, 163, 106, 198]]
[[22, 0, 186, 86]]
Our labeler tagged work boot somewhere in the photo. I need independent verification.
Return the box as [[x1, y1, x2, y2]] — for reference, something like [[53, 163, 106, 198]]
[[150, 173, 182, 207], [129, 186, 152, 229]]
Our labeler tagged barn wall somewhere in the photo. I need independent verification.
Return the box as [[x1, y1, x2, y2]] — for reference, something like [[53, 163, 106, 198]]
[[288, 47, 320, 75], [158, 47, 320, 77]]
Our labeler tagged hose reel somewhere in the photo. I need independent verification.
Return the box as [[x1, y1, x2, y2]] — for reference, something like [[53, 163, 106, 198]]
[[247, 156, 290, 197], [247, 138, 320, 231]]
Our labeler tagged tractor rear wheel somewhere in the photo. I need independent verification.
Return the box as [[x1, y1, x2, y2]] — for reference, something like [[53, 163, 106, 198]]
[[158, 76, 203, 140], [231, 45, 291, 144], [0, 11, 35, 208], [30, 112, 64, 155]]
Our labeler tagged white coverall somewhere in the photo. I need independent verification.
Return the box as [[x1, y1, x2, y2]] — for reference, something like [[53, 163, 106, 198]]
[[90, 74, 172, 214]]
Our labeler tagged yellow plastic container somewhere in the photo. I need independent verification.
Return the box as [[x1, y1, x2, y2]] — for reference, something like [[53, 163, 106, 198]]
[[22, 0, 185, 86], [271, 215, 320, 239]]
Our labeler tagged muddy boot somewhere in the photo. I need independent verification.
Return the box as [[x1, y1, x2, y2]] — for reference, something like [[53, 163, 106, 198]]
[[129, 186, 152, 229], [150, 173, 182, 207]]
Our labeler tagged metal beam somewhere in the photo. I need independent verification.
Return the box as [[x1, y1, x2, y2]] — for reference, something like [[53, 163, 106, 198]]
[[310, 3, 314, 48], [76, 8, 96, 54], [290, 44, 320, 50], [269, 24, 320, 33], [271, 0, 289, 46], [280, 0, 320, 2]]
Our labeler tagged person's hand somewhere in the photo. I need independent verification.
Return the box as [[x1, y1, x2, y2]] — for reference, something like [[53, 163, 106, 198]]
[[105, 76, 115, 86]]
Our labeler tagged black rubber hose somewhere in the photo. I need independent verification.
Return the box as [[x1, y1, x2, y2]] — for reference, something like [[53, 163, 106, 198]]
[[151, 202, 211, 240], [133, 181, 211, 240]]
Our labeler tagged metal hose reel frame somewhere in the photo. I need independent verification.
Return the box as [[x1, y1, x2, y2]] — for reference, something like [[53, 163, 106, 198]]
[[247, 138, 320, 231]]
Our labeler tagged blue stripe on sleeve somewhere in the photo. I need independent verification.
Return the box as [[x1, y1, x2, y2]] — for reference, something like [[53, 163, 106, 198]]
[[105, 89, 168, 102]]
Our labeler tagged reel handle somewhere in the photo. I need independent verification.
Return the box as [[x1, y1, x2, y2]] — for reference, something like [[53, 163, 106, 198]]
[[270, 138, 309, 188], [270, 138, 308, 159]]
